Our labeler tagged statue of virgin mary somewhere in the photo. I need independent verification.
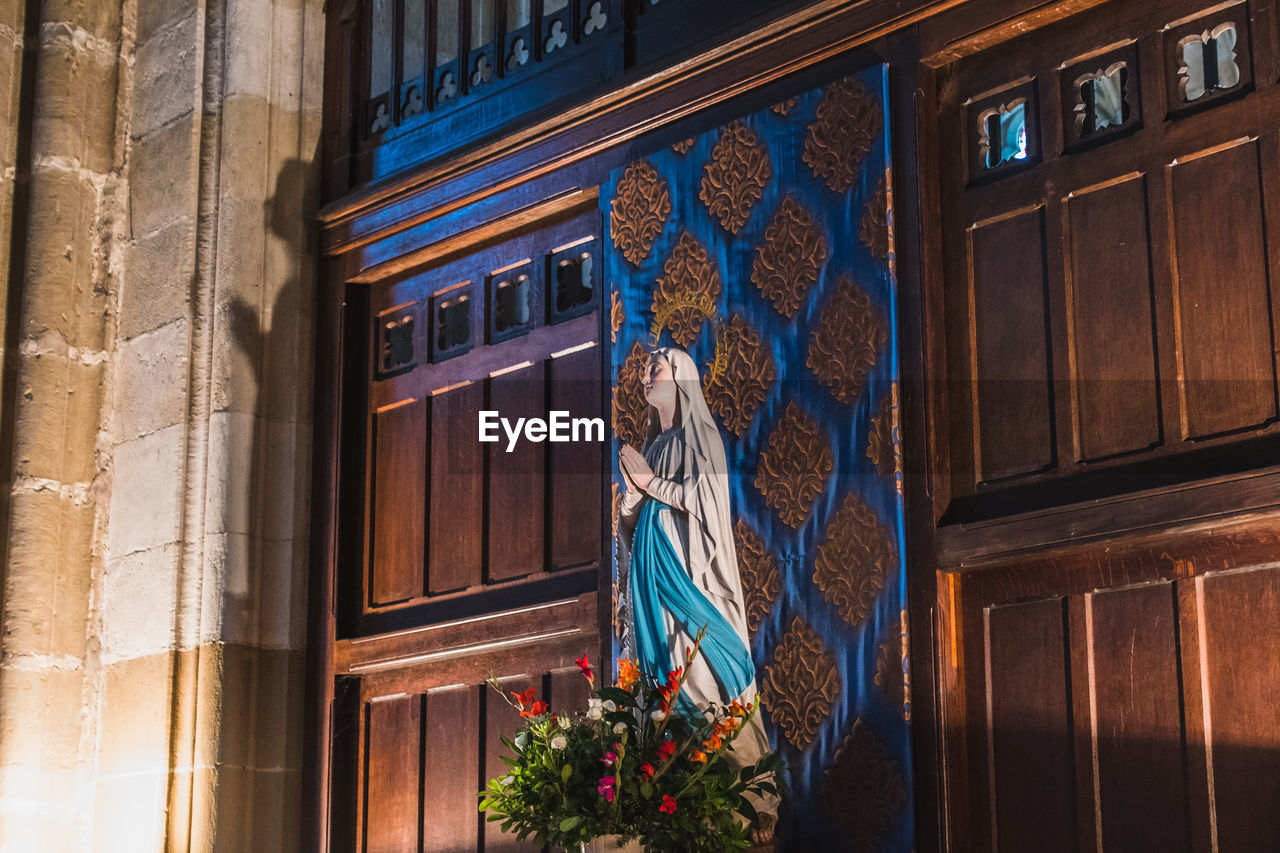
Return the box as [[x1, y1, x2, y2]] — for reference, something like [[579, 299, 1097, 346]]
[[616, 346, 776, 841]]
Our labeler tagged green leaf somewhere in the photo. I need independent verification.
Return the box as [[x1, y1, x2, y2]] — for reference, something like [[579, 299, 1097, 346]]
[[561, 764, 572, 784], [560, 815, 583, 832]]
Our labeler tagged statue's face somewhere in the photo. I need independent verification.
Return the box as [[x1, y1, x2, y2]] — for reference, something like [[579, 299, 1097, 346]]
[[642, 354, 676, 411]]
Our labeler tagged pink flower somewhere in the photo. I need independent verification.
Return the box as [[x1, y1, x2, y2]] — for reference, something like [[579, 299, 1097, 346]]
[[601, 750, 617, 766], [660, 794, 677, 814], [598, 775, 616, 802]]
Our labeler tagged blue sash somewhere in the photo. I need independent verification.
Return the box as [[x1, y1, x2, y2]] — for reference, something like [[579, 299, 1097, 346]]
[[631, 498, 754, 712]]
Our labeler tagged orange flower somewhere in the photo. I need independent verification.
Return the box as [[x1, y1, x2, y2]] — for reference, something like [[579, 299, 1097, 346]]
[[520, 700, 548, 718], [690, 750, 707, 763], [617, 658, 640, 691], [511, 687, 536, 709], [702, 734, 723, 752]]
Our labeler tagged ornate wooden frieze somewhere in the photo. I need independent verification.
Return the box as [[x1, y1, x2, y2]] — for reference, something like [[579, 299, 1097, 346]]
[[803, 77, 882, 193], [813, 491, 896, 631], [822, 719, 907, 853], [860, 175, 889, 261], [760, 615, 841, 750], [431, 282, 474, 361], [487, 261, 534, 344], [612, 340, 650, 448], [378, 307, 416, 375], [807, 277, 886, 405], [699, 120, 772, 234], [610, 158, 672, 266], [866, 382, 902, 494], [652, 231, 722, 347], [755, 401, 833, 529], [548, 238, 599, 324], [733, 518, 781, 637], [751, 195, 828, 318], [610, 289, 624, 343], [701, 314, 776, 435], [672, 137, 696, 156]]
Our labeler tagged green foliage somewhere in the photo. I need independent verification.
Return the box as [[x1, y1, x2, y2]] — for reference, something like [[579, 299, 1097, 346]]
[[478, 638, 785, 851]]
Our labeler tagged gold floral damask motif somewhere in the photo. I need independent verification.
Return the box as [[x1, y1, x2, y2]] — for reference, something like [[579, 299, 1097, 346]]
[[751, 196, 828, 318], [610, 158, 672, 266], [813, 491, 896, 630], [610, 481, 621, 537], [860, 174, 890, 260], [612, 341, 650, 448], [755, 401, 833, 529], [610, 290, 625, 344], [733, 518, 781, 637], [652, 231, 722, 348], [701, 315, 776, 435], [866, 382, 902, 495], [760, 615, 841, 749], [807, 277, 887, 405], [699, 120, 772, 235], [770, 96, 798, 117], [803, 76, 883, 193], [822, 719, 907, 853], [672, 137, 696, 155]]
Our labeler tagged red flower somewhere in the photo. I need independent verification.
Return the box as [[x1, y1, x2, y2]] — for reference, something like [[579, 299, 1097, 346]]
[[520, 699, 548, 718], [575, 654, 594, 683], [511, 687, 536, 709], [639, 762, 654, 780], [659, 794, 677, 814], [655, 740, 676, 761]]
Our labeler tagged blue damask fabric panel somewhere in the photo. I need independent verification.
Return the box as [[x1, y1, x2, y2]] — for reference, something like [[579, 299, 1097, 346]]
[[605, 65, 911, 852]]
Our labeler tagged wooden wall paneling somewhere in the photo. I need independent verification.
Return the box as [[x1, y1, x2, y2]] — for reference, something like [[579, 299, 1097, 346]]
[[486, 362, 546, 582], [364, 693, 424, 853], [484, 675, 539, 852], [428, 381, 484, 593], [1197, 565, 1280, 852], [422, 685, 481, 853], [967, 206, 1057, 484], [1065, 595, 1097, 853], [1176, 578, 1214, 853], [936, 570, 975, 849], [549, 664, 592, 717], [1166, 137, 1278, 440], [548, 344, 602, 572], [1086, 582, 1189, 852], [370, 399, 428, 606], [984, 596, 1074, 852], [1061, 173, 1163, 462]]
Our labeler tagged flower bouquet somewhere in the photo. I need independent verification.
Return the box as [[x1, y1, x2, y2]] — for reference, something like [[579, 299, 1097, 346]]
[[478, 632, 783, 852]]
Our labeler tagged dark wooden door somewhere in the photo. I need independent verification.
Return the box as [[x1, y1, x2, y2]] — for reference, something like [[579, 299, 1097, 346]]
[[922, 0, 1280, 849], [320, 202, 609, 852]]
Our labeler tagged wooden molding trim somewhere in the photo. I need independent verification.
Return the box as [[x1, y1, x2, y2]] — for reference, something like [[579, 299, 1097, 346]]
[[318, 0, 970, 257]]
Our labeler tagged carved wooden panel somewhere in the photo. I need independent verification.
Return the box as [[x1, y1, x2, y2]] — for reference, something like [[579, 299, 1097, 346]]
[[485, 675, 538, 852], [371, 399, 426, 605], [1168, 138, 1278, 439], [549, 345, 603, 571], [422, 686, 480, 852], [984, 597, 1074, 852], [1197, 565, 1280, 851], [1086, 582, 1188, 852], [364, 694, 422, 853], [968, 207, 1055, 482], [1062, 174, 1161, 461], [428, 382, 484, 593], [487, 362, 546, 582]]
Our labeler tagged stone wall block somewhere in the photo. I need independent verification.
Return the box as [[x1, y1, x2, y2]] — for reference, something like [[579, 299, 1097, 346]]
[[219, 94, 269, 205], [114, 318, 190, 442], [22, 168, 98, 342], [204, 411, 255, 537], [224, 0, 276, 101], [43, 0, 123, 43], [0, 37, 23, 161], [63, 354, 105, 480], [257, 537, 300, 650], [2, 489, 66, 655], [97, 651, 175, 776], [101, 543, 180, 662], [11, 353, 69, 482], [33, 39, 119, 175], [120, 215, 194, 340], [106, 424, 184, 557], [137, 1, 197, 45], [92, 771, 166, 853], [129, 115, 196, 238], [0, 665, 85, 773], [206, 531, 249, 647], [133, 12, 198, 140]]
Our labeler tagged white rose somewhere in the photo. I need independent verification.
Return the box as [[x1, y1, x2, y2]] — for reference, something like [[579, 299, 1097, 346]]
[[587, 698, 603, 720], [650, 710, 667, 721], [613, 721, 627, 734], [550, 735, 567, 750], [514, 732, 527, 749], [603, 700, 617, 713]]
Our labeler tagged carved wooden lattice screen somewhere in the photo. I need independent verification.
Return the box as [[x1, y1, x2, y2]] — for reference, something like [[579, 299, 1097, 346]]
[[605, 66, 913, 851]]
